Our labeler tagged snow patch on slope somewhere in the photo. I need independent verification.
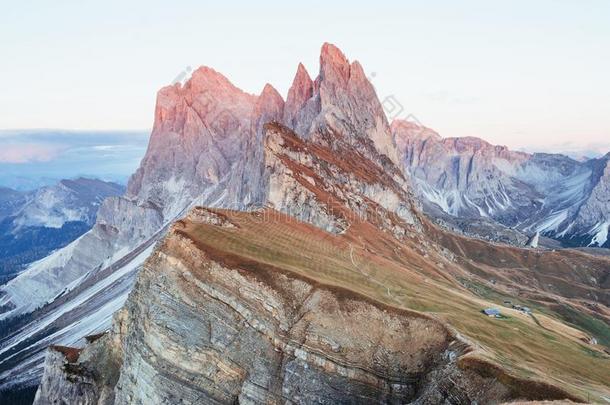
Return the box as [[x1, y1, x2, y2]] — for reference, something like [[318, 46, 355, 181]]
[[588, 221, 609, 247], [533, 210, 569, 233], [0, 244, 154, 388]]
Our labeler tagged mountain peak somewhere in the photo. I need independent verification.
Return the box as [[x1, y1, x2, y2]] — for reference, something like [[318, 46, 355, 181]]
[[320, 43, 349, 66], [391, 119, 442, 143], [188, 66, 255, 99], [260, 83, 283, 102], [256, 83, 284, 120], [190, 66, 229, 83], [296, 62, 310, 79], [315, 44, 398, 164], [283, 62, 316, 133], [187, 66, 227, 89], [320, 43, 350, 84]]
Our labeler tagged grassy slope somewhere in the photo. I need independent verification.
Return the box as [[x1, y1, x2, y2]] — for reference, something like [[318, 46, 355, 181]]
[[180, 209, 610, 402]]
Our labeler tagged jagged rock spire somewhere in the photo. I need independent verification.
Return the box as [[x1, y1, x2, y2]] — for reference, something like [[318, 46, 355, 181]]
[[256, 83, 284, 123], [283, 63, 314, 130], [282, 43, 400, 164], [319, 42, 351, 86]]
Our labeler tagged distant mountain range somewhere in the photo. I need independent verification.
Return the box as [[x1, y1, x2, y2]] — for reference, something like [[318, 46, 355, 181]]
[[0, 179, 124, 283], [393, 120, 610, 248]]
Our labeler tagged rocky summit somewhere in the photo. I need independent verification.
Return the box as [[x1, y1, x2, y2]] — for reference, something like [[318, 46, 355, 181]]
[[2, 44, 609, 404]]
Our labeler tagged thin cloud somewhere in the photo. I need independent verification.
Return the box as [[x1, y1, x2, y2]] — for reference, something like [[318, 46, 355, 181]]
[[0, 143, 64, 163]]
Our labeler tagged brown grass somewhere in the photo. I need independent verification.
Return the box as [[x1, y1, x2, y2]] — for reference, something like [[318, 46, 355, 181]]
[[50, 345, 82, 363]]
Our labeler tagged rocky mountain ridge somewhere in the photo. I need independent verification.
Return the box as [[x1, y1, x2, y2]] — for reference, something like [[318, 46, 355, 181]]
[[29, 210, 557, 404], [0, 43, 407, 391], [393, 120, 610, 248]]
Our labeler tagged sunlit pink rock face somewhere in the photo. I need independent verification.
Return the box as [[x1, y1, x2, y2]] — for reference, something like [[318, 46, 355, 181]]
[[127, 42, 401, 217], [127, 67, 259, 216], [283, 43, 399, 164], [283, 63, 314, 133]]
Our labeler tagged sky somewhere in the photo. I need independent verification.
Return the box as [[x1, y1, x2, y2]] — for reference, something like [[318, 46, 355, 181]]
[[1, 0, 609, 154]]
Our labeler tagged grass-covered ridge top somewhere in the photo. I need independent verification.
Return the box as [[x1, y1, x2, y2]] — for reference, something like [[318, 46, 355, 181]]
[[172, 208, 610, 402]]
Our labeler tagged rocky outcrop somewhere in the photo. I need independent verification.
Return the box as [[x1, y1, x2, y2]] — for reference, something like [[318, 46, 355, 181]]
[[32, 347, 94, 404], [288, 44, 400, 165], [127, 66, 260, 216], [283, 63, 316, 136], [225, 83, 285, 208], [572, 155, 610, 247], [264, 122, 417, 236], [26, 222, 470, 404], [393, 120, 610, 247], [42, 226, 451, 404], [111, 230, 454, 404], [33, 321, 126, 405]]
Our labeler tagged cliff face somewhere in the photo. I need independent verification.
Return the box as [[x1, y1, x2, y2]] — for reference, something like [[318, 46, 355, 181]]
[[24, 213, 492, 404], [574, 156, 610, 247], [33, 319, 126, 405], [112, 227, 453, 404], [263, 122, 417, 235]]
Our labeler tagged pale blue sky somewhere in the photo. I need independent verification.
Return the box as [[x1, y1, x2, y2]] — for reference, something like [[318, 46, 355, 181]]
[[1, 0, 609, 152]]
